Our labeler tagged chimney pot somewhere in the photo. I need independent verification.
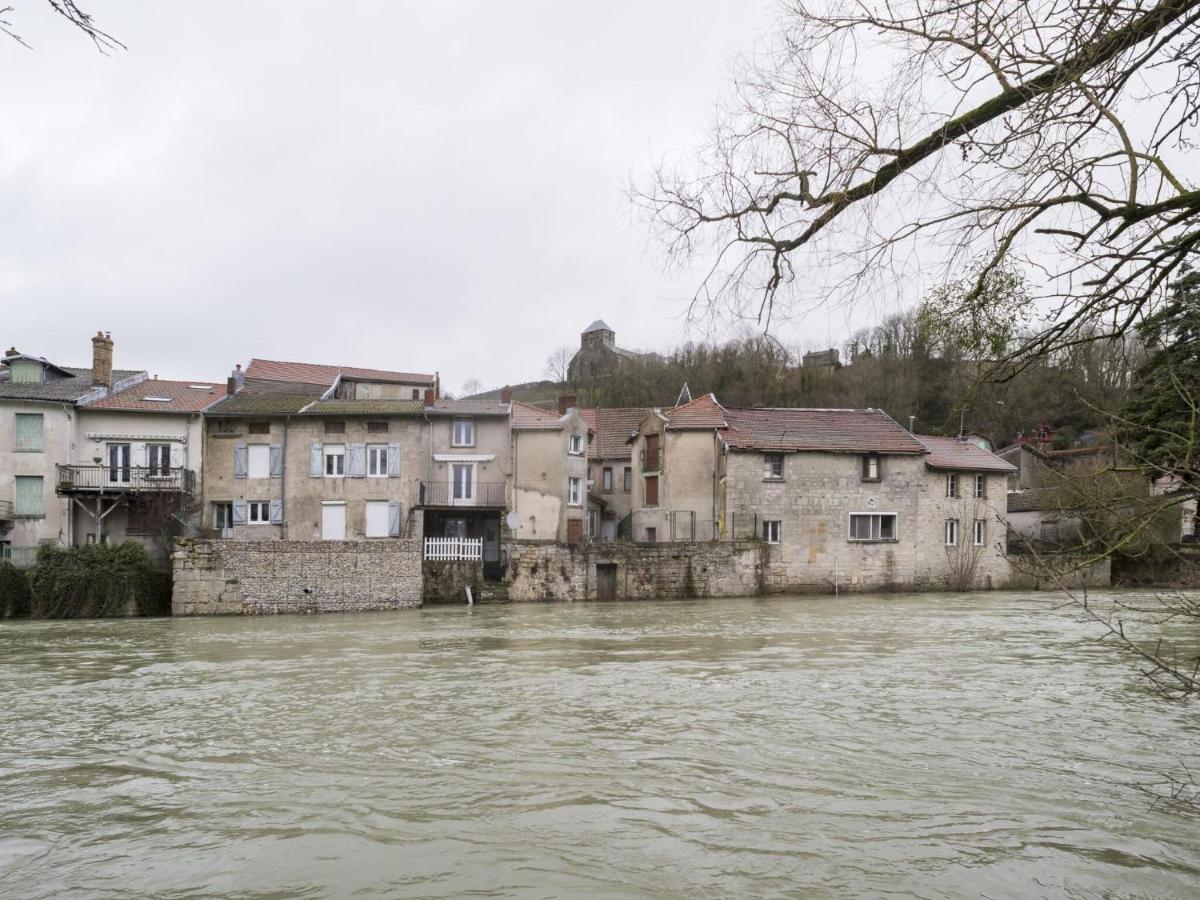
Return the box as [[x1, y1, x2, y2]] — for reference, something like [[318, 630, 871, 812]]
[[500, 385, 513, 404]]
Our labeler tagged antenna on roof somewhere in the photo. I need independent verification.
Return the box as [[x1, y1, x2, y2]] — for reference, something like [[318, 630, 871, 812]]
[[675, 382, 692, 406]]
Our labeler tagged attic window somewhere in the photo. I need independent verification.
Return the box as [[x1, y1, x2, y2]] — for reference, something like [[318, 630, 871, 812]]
[[188, 384, 211, 390], [141, 396, 173, 403]]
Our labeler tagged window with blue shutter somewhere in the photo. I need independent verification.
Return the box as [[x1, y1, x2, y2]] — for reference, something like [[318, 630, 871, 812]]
[[13, 413, 44, 451], [309, 443, 322, 477], [387, 442, 401, 477], [270, 499, 284, 524], [270, 444, 283, 478], [13, 476, 43, 516], [231, 499, 248, 525], [233, 443, 248, 479]]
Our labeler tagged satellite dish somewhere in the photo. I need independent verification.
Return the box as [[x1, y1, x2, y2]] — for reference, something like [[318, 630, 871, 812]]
[[505, 511, 519, 530]]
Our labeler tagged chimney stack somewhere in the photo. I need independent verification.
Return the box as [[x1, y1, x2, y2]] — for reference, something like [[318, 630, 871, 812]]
[[500, 385, 513, 404], [226, 363, 245, 396], [91, 331, 113, 389], [424, 387, 436, 406], [557, 394, 577, 416]]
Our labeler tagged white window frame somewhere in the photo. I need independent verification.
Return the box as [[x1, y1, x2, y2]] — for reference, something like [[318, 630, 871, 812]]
[[367, 444, 389, 477], [973, 518, 986, 546], [451, 417, 475, 447], [247, 443, 271, 479], [973, 474, 986, 499], [147, 443, 172, 477], [946, 473, 958, 498], [848, 512, 898, 542], [324, 443, 346, 478], [568, 476, 583, 507], [863, 454, 881, 481], [248, 500, 270, 524], [762, 519, 782, 543], [568, 434, 584, 456], [451, 462, 475, 505], [602, 467, 613, 492], [945, 518, 960, 546], [763, 453, 784, 480], [212, 502, 233, 534], [13, 412, 44, 451]]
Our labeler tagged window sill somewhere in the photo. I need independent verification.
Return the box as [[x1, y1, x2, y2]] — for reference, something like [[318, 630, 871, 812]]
[[847, 538, 898, 544], [450, 444, 476, 449], [762, 477, 785, 483], [12, 514, 45, 520], [13, 448, 44, 453], [860, 478, 882, 484]]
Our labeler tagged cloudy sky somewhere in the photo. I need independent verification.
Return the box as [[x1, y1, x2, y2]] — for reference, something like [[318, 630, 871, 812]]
[[1, 1, 866, 392]]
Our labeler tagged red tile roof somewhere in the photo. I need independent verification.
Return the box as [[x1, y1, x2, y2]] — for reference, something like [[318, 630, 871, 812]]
[[246, 358, 435, 387], [511, 400, 562, 430], [83, 379, 225, 413], [915, 435, 1017, 473], [723, 407, 926, 454], [579, 407, 655, 459], [665, 393, 728, 430]]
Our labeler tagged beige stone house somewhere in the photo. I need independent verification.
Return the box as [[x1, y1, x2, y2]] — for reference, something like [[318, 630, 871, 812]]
[[579, 406, 652, 541], [510, 398, 591, 543], [628, 394, 1016, 590], [0, 334, 148, 566]]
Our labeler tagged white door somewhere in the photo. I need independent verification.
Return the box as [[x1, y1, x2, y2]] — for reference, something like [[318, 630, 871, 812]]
[[321, 503, 346, 540], [108, 443, 131, 484], [365, 501, 389, 538], [451, 463, 474, 506]]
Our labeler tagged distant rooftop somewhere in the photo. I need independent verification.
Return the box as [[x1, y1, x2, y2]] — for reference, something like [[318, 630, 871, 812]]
[[583, 319, 613, 334], [245, 358, 436, 387], [84, 379, 224, 413]]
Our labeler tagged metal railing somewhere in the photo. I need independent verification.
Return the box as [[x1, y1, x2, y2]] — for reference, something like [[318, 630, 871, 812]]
[[424, 537, 483, 561], [55, 465, 195, 494], [418, 481, 507, 507], [3, 545, 40, 569], [0, 499, 12, 520]]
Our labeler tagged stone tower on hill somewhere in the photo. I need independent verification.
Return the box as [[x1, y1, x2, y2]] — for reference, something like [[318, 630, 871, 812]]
[[567, 320, 648, 381]]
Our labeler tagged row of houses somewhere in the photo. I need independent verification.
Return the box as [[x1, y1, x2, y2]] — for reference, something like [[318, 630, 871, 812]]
[[2, 330, 1026, 590]]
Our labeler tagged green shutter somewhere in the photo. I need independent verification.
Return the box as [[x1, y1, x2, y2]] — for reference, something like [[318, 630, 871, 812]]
[[13, 413, 44, 451], [14, 476, 44, 516]]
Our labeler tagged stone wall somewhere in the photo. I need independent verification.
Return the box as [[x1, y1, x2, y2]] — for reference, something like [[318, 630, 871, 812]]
[[172, 538, 422, 615], [505, 539, 767, 602], [1006, 552, 1112, 591]]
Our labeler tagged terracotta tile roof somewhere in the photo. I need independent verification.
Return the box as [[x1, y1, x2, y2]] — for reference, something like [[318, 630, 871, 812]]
[[916, 435, 1018, 473], [246, 358, 435, 387], [1008, 488, 1073, 513], [723, 407, 927, 454], [300, 399, 425, 416], [84, 379, 225, 413], [579, 407, 655, 459], [665, 393, 728, 430], [511, 400, 562, 430]]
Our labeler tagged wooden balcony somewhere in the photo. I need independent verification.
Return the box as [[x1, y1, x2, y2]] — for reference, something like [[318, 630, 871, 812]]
[[55, 465, 195, 495], [418, 480, 507, 508]]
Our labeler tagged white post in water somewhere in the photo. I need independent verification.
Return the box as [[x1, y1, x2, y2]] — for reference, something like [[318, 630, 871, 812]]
[[465, 585, 473, 606], [833, 546, 839, 597]]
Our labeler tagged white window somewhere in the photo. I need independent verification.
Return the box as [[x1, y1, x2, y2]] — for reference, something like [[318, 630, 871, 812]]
[[763, 453, 784, 479], [762, 520, 782, 543], [367, 444, 389, 477], [365, 500, 390, 538], [568, 476, 583, 506], [973, 474, 986, 498], [321, 502, 346, 540], [147, 443, 171, 476], [862, 454, 881, 481], [324, 444, 345, 477], [602, 468, 613, 492], [587, 509, 598, 537], [248, 501, 270, 524], [452, 418, 474, 447], [946, 473, 958, 498], [213, 502, 233, 535], [848, 513, 897, 542], [973, 519, 986, 546], [945, 519, 960, 546], [248, 444, 271, 479], [568, 433, 584, 455], [451, 463, 474, 503], [14, 413, 44, 451]]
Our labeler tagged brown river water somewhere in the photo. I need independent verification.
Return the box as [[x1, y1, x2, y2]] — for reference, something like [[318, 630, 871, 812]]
[[1, 590, 1199, 898]]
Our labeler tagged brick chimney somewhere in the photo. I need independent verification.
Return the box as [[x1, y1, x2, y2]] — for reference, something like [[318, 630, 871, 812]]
[[424, 387, 436, 406], [500, 385, 513, 404], [91, 331, 113, 389], [558, 393, 577, 416]]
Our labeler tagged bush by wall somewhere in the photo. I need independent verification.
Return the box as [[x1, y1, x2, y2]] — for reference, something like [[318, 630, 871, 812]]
[[0, 562, 31, 618], [27, 542, 171, 618]]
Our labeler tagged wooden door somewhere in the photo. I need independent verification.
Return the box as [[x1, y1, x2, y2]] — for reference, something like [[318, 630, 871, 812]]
[[567, 518, 583, 545], [596, 563, 617, 601], [645, 475, 659, 507]]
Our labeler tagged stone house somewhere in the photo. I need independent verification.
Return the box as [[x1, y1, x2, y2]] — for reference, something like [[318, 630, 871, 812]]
[[627, 394, 1016, 590], [510, 397, 591, 543], [0, 334, 148, 566], [579, 405, 652, 541], [67, 376, 223, 557]]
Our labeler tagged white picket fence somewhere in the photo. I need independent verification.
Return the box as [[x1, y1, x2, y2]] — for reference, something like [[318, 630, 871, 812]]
[[424, 537, 483, 561]]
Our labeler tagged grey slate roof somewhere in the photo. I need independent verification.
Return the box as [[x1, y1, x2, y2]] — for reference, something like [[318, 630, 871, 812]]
[[205, 391, 323, 416], [0, 367, 145, 403], [425, 400, 511, 416], [300, 399, 425, 416], [583, 319, 613, 334]]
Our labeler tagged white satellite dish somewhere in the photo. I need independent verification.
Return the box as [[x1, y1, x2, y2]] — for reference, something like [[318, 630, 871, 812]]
[[505, 510, 519, 530]]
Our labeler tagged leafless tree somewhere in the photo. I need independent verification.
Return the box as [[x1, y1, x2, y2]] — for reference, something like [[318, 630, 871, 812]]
[[544, 345, 573, 383], [642, 0, 1200, 368], [2, 1, 122, 51], [460, 378, 484, 397]]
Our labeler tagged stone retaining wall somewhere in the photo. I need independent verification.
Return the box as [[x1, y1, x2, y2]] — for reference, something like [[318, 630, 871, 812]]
[[172, 539, 422, 615]]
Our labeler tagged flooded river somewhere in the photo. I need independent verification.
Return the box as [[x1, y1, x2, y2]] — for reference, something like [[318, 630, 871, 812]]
[[2, 591, 1198, 897]]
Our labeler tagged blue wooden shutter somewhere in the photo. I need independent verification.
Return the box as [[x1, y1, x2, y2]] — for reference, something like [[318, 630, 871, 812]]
[[388, 500, 401, 536], [269, 498, 283, 524], [233, 443, 248, 479], [309, 443, 322, 477], [269, 444, 283, 478], [387, 442, 401, 477], [232, 499, 248, 525], [347, 443, 366, 478]]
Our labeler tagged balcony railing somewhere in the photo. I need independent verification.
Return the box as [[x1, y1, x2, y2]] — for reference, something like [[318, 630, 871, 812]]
[[419, 480, 507, 508], [56, 465, 195, 494], [640, 446, 663, 472], [0, 499, 12, 520], [424, 537, 483, 561]]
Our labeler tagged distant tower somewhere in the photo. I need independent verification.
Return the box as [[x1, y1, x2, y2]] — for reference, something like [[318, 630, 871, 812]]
[[581, 319, 615, 352]]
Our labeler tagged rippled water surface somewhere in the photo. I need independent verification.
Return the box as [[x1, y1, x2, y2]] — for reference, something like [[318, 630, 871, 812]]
[[2, 591, 1199, 897]]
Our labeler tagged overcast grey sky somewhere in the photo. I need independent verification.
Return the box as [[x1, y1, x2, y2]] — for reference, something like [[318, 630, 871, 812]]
[[2, 1, 866, 391]]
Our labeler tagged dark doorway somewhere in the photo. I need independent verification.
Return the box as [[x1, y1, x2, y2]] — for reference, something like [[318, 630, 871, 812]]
[[567, 518, 583, 545], [596, 563, 617, 601]]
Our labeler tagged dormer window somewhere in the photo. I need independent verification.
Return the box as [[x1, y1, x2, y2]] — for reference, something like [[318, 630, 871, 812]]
[[9, 359, 44, 384], [452, 417, 474, 447]]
